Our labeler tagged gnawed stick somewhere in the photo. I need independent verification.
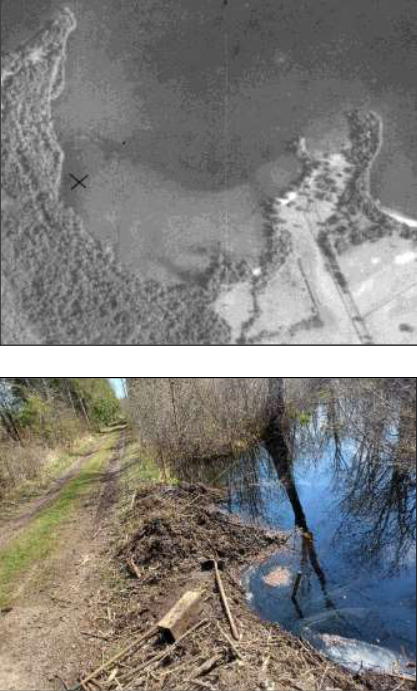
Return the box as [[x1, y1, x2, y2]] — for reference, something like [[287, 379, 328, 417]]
[[79, 626, 157, 687], [213, 560, 239, 640], [216, 621, 243, 659], [190, 654, 222, 679], [124, 618, 209, 679]]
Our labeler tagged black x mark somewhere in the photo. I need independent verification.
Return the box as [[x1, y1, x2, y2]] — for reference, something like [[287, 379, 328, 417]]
[[69, 173, 89, 190]]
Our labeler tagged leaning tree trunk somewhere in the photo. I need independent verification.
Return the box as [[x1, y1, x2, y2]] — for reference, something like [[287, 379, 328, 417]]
[[0, 409, 22, 443]]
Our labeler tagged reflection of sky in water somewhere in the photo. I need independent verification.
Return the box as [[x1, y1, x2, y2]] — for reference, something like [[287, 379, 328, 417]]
[[227, 436, 416, 660]]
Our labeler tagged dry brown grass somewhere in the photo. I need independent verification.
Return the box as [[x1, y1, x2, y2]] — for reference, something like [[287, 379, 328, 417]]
[[0, 440, 45, 493]]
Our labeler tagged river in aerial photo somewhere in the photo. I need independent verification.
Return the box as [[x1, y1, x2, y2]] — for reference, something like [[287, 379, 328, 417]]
[[2, 0, 417, 283]]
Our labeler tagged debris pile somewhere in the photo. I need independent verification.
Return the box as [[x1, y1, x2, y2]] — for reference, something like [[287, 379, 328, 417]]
[[78, 484, 414, 691], [120, 483, 281, 579]]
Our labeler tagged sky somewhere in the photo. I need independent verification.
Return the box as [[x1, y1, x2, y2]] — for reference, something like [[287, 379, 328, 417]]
[[108, 378, 126, 398]]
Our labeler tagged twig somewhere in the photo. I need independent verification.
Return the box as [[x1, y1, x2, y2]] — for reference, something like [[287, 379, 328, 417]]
[[124, 618, 209, 678], [213, 560, 239, 640], [185, 654, 223, 684], [215, 622, 243, 660], [130, 489, 137, 510], [318, 662, 330, 690], [156, 654, 205, 681], [54, 675, 69, 690], [80, 631, 110, 642], [79, 626, 157, 687], [384, 671, 416, 682], [192, 681, 217, 691], [195, 654, 222, 675], [127, 557, 141, 580]]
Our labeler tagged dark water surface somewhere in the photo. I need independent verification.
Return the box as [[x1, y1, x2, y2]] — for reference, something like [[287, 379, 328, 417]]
[[222, 422, 416, 672], [2, 0, 417, 212]]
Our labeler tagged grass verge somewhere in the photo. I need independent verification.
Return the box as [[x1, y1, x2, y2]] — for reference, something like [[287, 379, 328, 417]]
[[0, 432, 118, 608], [0, 433, 100, 510]]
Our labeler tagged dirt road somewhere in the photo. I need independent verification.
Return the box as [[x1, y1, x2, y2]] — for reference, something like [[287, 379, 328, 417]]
[[0, 430, 125, 691], [0, 446, 98, 550]]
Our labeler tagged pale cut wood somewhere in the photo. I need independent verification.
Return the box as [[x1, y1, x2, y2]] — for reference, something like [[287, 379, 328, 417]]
[[79, 626, 157, 687], [213, 560, 240, 640], [157, 590, 204, 641], [125, 618, 209, 679], [216, 621, 243, 659]]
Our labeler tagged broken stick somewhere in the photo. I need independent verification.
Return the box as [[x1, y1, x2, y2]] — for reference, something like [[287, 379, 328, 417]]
[[79, 626, 157, 688], [127, 557, 141, 580], [216, 621, 243, 659], [212, 559, 239, 641], [190, 654, 222, 679], [126, 618, 209, 677]]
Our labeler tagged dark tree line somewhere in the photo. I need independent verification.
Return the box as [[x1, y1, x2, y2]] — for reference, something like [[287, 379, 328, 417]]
[[0, 377, 120, 445]]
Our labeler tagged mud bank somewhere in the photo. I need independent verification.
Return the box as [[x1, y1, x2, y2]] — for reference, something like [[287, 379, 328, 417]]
[[78, 484, 414, 691]]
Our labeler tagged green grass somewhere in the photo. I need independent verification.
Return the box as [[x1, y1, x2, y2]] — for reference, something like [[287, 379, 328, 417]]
[[42, 434, 97, 480], [0, 433, 117, 608], [117, 436, 179, 517], [122, 438, 163, 485]]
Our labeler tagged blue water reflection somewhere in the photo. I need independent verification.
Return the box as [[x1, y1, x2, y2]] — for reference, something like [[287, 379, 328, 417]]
[[226, 433, 416, 667]]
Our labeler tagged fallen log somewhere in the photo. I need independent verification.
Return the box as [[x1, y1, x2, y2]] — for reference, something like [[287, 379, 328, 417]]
[[158, 590, 204, 642]]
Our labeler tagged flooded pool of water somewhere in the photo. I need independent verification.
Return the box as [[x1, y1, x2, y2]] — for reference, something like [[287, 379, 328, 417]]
[[222, 410, 416, 674]]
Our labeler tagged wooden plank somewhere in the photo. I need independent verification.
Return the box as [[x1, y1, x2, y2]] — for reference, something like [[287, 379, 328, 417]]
[[158, 590, 204, 642]]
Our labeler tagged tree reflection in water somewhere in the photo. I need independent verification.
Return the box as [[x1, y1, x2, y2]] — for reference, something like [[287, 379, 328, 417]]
[[333, 427, 416, 575], [265, 381, 416, 579], [174, 379, 415, 584], [174, 380, 416, 659]]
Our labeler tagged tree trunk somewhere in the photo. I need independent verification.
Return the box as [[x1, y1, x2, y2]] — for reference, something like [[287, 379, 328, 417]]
[[0, 409, 22, 443]]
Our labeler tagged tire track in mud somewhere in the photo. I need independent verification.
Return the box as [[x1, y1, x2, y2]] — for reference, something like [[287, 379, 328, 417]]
[[0, 429, 127, 691], [94, 428, 126, 522], [0, 445, 99, 550]]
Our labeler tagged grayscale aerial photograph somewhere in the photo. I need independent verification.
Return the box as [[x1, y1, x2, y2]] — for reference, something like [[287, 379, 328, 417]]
[[1, 0, 417, 344]]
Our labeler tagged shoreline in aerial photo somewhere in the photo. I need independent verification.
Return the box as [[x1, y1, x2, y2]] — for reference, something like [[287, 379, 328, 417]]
[[1, 0, 416, 343]]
